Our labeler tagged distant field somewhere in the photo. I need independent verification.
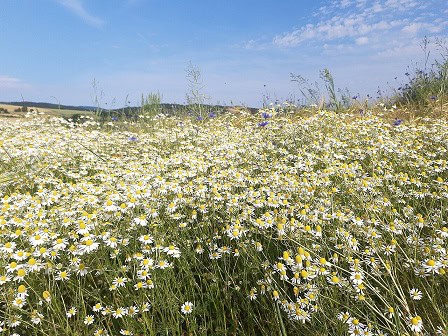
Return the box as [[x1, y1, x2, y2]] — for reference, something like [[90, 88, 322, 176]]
[[0, 103, 94, 118]]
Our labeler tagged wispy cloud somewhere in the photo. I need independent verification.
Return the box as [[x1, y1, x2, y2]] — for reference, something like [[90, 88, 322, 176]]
[[355, 36, 369, 45], [240, 39, 270, 51], [0, 76, 31, 89], [273, 0, 445, 48], [402, 22, 444, 35], [56, 0, 104, 28]]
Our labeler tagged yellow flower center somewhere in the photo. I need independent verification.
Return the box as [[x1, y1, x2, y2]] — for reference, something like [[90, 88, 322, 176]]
[[411, 316, 420, 325]]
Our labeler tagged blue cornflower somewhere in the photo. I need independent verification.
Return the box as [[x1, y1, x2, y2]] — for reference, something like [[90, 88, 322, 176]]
[[393, 119, 402, 126], [128, 136, 138, 141], [258, 121, 269, 127], [208, 112, 216, 118], [430, 95, 437, 101], [262, 112, 271, 119], [111, 116, 118, 121], [196, 116, 203, 121]]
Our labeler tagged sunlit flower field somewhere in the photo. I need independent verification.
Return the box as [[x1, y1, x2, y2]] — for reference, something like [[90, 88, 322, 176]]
[[0, 109, 447, 335]]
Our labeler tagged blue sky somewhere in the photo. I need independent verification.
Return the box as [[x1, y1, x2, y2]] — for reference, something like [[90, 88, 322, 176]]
[[1, 0, 447, 107]]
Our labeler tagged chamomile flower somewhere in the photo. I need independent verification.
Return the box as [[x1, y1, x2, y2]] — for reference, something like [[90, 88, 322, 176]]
[[84, 314, 95, 325], [42, 290, 51, 303], [423, 258, 441, 274], [409, 315, 423, 333], [181, 301, 194, 315], [156, 260, 170, 269], [78, 238, 99, 254], [94, 328, 108, 336], [164, 244, 181, 258], [248, 288, 258, 300], [12, 297, 26, 308], [139, 234, 153, 244], [386, 306, 396, 319], [112, 277, 128, 287], [30, 310, 43, 325], [13, 268, 27, 282], [92, 302, 103, 312], [337, 311, 351, 323], [0, 274, 11, 284], [134, 281, 147, 290], [29, 233, 46, 246], [128, 305, 139, 317], [112, 307, 128, 318], [66, 307, 77, 318], [55, 270, 70, 281], [12, 249, 27, 261], [17, 284, 28, 298], [409, 288, 423, 300], [1, 241, 16, 253], [53, 237, 68, 250], [140, 301, 151, 312]]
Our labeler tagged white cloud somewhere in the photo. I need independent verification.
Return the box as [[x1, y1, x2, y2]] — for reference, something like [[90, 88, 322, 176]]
[[356, 37, 369, 45], [340, 0, 352, 8], [243, 39, 260, 50], [273, 15, 395, 47], [0, 76, 31, 89], [371, 2, 384, 12], [402, 22, 444, 35], [384, 0, 418, 10], [374, 42, 421, 58], [273, 0, 445, 48], [56, 0, 104, 28]]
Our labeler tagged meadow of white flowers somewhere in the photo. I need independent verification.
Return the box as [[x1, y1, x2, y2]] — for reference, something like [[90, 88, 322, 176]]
[[0, 109, 447, 335]]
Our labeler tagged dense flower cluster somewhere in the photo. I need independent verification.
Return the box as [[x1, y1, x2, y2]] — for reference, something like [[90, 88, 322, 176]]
[[0, 111, 447, 335]]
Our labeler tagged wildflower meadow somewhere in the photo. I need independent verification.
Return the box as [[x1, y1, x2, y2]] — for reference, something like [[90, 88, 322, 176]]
[[0, 106, 447, 335]]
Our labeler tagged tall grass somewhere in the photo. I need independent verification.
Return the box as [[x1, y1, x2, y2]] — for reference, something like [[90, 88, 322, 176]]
[[392, 38, 448, 117]]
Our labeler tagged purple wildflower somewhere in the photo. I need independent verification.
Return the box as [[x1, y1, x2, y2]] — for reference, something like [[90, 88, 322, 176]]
[[262, 112, 271, 119], [393, 119, 402, 126]]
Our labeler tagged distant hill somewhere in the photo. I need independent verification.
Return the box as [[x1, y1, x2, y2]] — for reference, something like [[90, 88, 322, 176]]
[[0, 101, 259, 116], [0, 101, 95, 111]]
